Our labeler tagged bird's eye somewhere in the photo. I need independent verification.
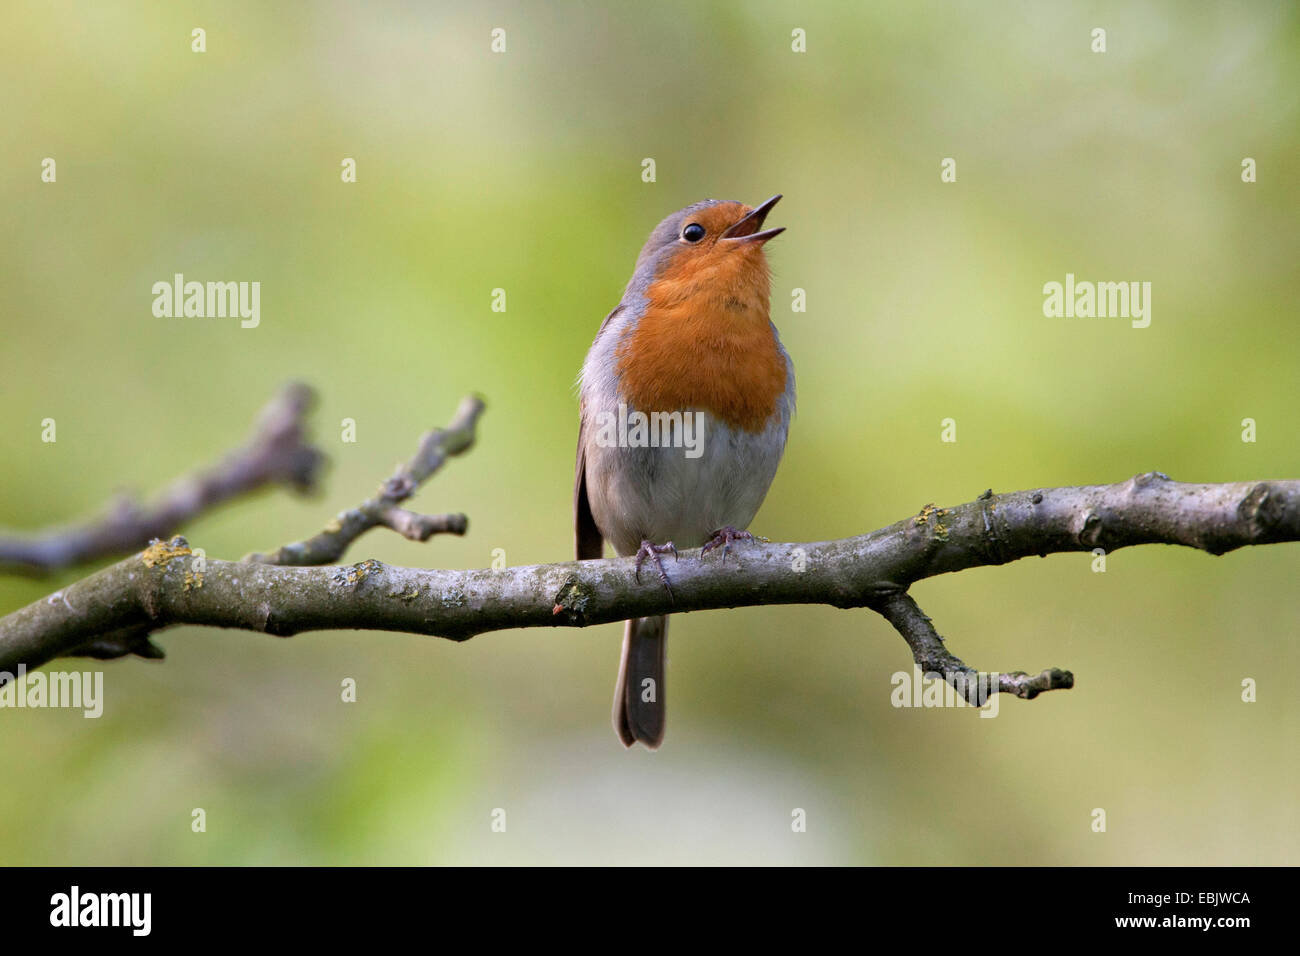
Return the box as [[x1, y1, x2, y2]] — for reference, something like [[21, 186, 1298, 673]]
[[681, 223, 706, 243]]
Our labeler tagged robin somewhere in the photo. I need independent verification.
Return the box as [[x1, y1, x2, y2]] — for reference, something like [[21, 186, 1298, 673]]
[[574, 195, 794, 748]]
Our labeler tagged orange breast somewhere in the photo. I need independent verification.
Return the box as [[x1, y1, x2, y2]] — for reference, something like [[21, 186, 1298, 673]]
[[614, 248, 787, 432]]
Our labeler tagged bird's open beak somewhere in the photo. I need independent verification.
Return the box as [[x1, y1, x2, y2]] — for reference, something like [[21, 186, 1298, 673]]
[[721, 194, 785, 244]]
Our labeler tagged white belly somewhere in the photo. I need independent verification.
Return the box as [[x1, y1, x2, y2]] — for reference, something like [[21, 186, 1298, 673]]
[[582, 409, 788, 557]]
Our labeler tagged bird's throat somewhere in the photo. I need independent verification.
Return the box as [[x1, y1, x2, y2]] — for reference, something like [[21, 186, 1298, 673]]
[[614, 260, 787, 433]]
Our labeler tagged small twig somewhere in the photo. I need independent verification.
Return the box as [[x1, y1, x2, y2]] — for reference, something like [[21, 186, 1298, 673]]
[[867, 588, 1073, 703], [0, 384, 325, 575], [243, 396, 484, 566], [66, 623, 166, 662]]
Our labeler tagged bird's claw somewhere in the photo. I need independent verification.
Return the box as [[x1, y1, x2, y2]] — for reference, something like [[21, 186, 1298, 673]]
[[634, 540, 678, 599], [700, 526, 758, 563]]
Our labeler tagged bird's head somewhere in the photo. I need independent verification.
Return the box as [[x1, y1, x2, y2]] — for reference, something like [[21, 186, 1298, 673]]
[[628, 195, 784, 303]]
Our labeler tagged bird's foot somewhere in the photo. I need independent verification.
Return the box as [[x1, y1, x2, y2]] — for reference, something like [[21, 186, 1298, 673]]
[[700, 526, 763, 563], [634, 539, 678, 599]]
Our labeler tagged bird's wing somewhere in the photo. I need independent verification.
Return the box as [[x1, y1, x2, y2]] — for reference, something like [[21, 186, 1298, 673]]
[[574, 304, 624, 560], [574, 404, 604, 560]]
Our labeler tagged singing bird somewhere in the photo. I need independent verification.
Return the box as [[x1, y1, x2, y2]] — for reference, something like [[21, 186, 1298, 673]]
[[574, 195, 794, 748]]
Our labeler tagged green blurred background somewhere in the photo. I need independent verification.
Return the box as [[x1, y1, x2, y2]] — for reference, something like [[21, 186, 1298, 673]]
[[1, 0, 1297, 865]]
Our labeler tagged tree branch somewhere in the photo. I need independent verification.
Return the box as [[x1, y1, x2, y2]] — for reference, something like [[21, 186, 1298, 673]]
[[242, 395, 484, 566], [2, 473, 1296, 701], [0, 383, 325, 575]]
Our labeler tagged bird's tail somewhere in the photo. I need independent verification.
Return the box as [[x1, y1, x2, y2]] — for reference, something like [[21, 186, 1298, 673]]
[[613, 615, 667, 748]]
